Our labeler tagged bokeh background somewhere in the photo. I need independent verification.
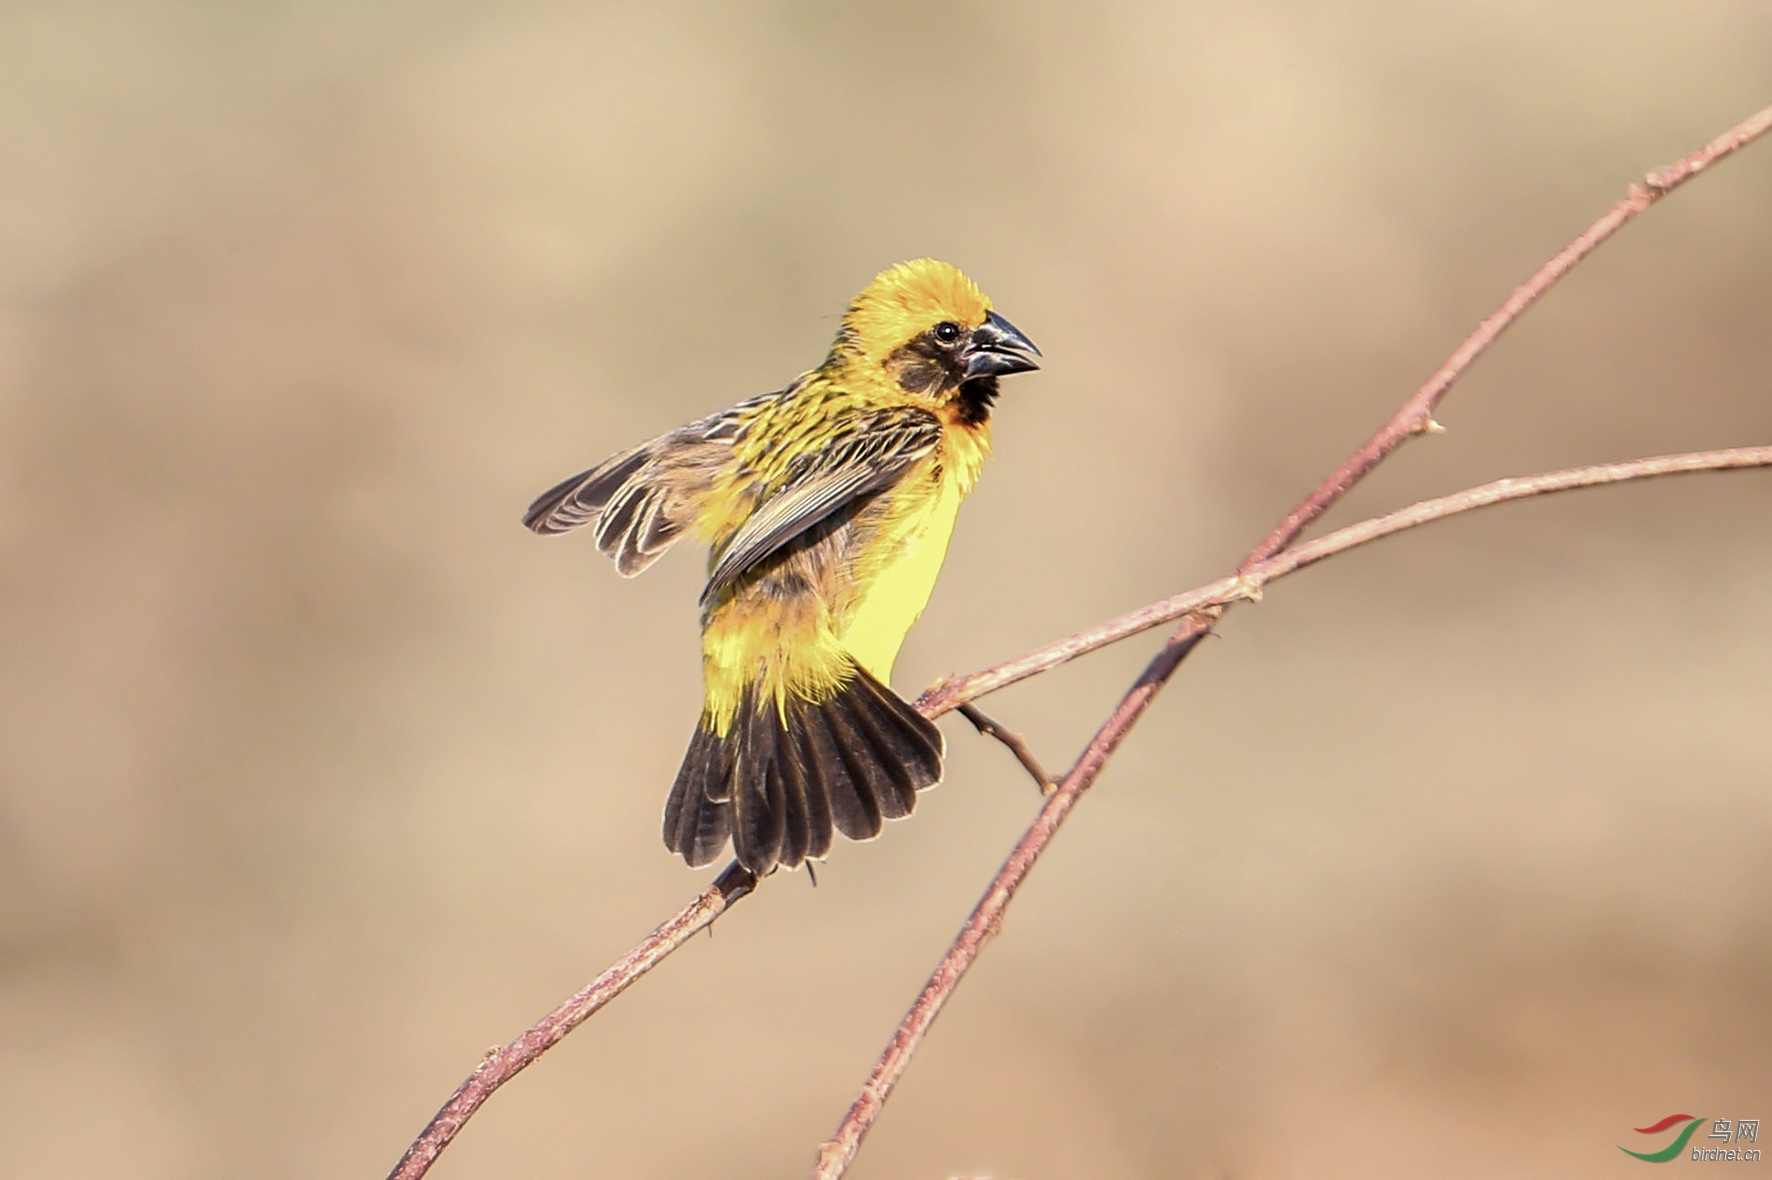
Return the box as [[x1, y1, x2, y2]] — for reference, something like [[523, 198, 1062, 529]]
[[2, 3, 1769, 1177]]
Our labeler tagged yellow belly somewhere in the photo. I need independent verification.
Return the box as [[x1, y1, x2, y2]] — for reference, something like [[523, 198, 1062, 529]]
[[838, 473, 965, 684]]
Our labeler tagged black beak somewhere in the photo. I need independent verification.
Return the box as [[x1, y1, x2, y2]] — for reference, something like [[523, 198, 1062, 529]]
[[961, 310, 1041, 379]]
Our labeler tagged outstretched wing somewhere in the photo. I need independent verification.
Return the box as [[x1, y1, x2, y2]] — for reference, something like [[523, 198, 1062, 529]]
[[701, 405, 942, 603], [522, 442, 655, 536], [522, 397, 757, 576]]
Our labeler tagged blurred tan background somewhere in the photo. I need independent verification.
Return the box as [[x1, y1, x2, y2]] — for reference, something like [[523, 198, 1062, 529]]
[[2, 2, 1770, 1177]]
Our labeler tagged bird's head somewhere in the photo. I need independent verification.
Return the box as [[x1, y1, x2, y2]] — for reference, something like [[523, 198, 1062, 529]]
[[832, 259, 1040, 420]]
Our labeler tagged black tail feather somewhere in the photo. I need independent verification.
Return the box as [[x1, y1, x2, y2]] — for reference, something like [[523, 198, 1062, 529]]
[[842, 672, 941, 817], [822, 694, 909, 820], [661, 665, 946, 874], [800, 701, 879, 842], [776, 731, 811, 871], [858, 672, 945, 770], [662, 726, 732, 868], [791, 726, 834, 862], [729, 715, 782, 873]]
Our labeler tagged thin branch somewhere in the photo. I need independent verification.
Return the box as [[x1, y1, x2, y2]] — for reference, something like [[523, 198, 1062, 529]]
[[811, 451, 1772, 1180], [393, 439, 1772, 1180], [386, 864, 756, 1180], [388, 104, 1772, 1180], [957, 703, 1058, 794], [920, 101, 1772, 722], [921, 444, 1772, 717], [391, 446, 1772, 1180], [1262, 446, 1772, 583], [1235, 101, 1772, 571], [812, 103, 1772, 1178], [813, 622, 1219, 1179]]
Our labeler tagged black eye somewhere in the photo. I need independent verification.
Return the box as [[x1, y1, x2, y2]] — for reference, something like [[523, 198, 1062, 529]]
[[932, 321, 961, 344]]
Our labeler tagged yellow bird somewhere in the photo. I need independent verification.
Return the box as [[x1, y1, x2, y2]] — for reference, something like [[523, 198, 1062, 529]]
[[524, 259, 1039, 875]]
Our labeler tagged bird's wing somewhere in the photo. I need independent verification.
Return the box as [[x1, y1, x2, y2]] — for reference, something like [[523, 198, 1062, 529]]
[[522, 392, 768, 576], [522, 441, 656, 536], [701, 406, 942, 603]]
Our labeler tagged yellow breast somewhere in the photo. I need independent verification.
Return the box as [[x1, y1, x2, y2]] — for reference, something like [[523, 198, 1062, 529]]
[[838, 425, 988, 683]]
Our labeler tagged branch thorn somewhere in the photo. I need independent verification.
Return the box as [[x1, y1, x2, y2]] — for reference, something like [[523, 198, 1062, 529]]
[[956, 703, 1058, 795]]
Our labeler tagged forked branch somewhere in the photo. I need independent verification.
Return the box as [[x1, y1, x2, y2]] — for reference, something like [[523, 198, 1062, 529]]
[[811, 104, 1772, 1177], [810, 445, 1772, 1176], [386, 103, 1772, 1180]]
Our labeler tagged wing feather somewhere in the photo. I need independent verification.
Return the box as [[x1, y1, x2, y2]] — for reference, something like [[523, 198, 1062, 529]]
[[522, 389, 781, 572], [522, 444, 652, 535]]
